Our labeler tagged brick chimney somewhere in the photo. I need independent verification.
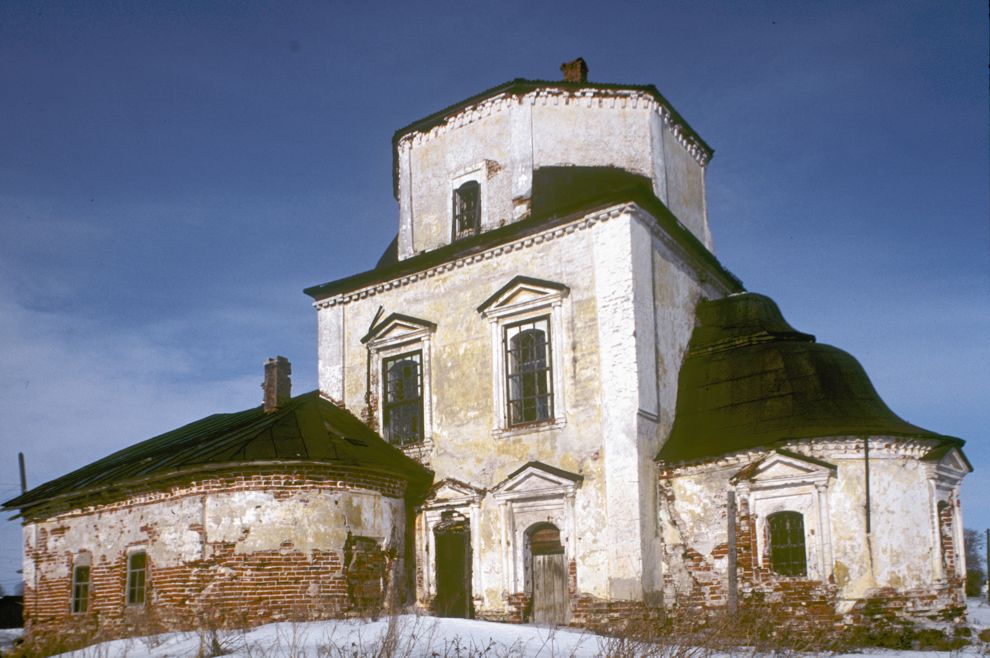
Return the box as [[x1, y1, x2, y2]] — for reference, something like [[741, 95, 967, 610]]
[[262, 356, 292, 413], [560, 57, 588, 83]]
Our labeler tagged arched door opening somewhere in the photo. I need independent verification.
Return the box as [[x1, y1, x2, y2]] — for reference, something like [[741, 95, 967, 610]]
[[526, 522, 569, 625], [434, 510, 472, 618]]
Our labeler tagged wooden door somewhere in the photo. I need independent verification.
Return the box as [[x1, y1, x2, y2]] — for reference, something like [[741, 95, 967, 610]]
[[434, 513, 472, 618], [529, 524, 569, 625]]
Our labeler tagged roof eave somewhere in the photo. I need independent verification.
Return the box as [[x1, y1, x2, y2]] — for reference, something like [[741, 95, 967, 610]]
[[304, 185, 742, 303], [4, 457, 433, 521]]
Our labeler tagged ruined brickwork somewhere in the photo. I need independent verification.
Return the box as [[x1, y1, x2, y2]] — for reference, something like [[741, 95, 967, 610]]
[[21, 465, 408, 639], [10, 69, 972, 641], [658, 439, 969, 627]]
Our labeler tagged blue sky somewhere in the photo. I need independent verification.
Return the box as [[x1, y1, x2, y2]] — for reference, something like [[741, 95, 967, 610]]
[[0, 1, 986, 592]]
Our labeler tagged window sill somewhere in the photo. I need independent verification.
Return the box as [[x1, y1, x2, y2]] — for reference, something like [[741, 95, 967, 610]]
[[492, 419, 565, 440], [395, 436, 434, 463]]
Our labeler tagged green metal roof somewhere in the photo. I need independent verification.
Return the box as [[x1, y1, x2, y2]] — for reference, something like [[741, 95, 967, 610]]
[[658, 293, 963, 463], [304, 181, 743, 301], [4, 391, 432, 516]]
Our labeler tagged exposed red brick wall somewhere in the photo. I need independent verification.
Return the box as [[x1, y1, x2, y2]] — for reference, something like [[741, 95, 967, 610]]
[[344, 534, 387, 615], [22, 467, 403, 643], [938, 501, 957, 577]]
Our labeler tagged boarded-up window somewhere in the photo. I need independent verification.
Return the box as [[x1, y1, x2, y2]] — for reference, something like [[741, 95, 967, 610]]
[[937, 501, 955, 573], [126, 551, 147, 606], [344, 535, 385, 614], [767, 511, 806, 577]]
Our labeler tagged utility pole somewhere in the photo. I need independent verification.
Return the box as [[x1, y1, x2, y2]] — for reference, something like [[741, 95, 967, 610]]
[[985, 528, 989, 602]]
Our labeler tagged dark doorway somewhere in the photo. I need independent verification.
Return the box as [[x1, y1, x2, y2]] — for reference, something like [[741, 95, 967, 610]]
[[527, 523, 569, 625], [434, 510, 472, 618]]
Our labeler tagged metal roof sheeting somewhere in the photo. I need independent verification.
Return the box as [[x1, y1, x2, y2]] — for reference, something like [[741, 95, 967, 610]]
[[659, 293, 963, 463], [4, 390, 432, 515]]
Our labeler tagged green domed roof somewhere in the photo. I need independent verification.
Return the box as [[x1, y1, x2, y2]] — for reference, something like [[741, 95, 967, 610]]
[[658, 293, 959, 463]]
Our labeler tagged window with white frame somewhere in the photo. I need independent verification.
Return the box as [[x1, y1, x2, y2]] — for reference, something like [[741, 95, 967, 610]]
[[732, 450, 834, 582], [477, 276, 569, 435], [449, 163, 490, 242], [504, 317, 553, 426], [382, 350, 424, 445], [767, 511, 807, 577], [362, 313, 436, 449]]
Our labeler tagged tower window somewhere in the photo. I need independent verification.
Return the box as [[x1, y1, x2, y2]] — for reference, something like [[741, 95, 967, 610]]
[[505, 317, 553, 426], [453, 181, 480, 237], [383, 351, 424, 445], [767, 511, 807, 577]]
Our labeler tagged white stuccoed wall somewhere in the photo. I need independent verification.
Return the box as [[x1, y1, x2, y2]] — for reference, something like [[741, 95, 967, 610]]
[[395, 87, 712, 260], [659, 440, 967, 612], [315, 202, 730, 611], [24, 483, 405, 585]]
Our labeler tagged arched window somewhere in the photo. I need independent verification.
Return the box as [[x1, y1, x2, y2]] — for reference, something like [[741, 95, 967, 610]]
[[383, 351, 423, 445], [505, 319, 552, 425], [453, 181, 480, 237], [767, 511, 807, 577]]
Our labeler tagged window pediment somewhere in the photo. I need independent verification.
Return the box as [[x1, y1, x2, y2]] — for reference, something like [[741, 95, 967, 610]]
[[731, 450, 834, 489], [424, 478, 485, 508], [491, 462, 582, 502], [477, 276, 569, 318], [923, 444, 971, 485], [361, 313, 437, 346]]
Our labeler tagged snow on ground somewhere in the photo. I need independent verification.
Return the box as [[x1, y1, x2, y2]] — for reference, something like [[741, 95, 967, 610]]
[[0, 629, 23, 655], [30, 599, 990, 657], [968, 596, 990, 628], [47, 616, 607, 658]]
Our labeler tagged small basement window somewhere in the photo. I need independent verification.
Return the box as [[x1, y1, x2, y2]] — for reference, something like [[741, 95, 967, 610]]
[[767, 511, 807, 577], [453, 181, 480, 237], [126, 551, 147, 606]]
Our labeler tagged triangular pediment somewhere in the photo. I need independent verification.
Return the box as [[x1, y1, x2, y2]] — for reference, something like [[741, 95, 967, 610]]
[[477, 276, 569, 316], [938, 448, 971, 474], [491, 461, 581, 501], [425, 478, 485, 506], [361, 312, 436, 345], [732, 450, 834, 485], [923, 444, 972, 481]]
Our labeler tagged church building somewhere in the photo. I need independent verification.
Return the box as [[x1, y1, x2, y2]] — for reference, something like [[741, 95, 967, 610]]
[[5, 59, 971, 641]]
